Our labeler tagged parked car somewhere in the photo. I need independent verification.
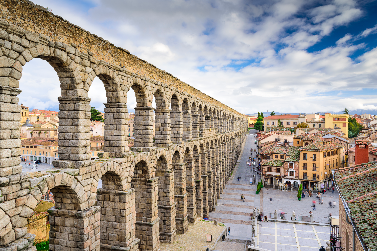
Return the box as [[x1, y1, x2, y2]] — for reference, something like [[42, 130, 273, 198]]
[[34, 160, 41, 164]]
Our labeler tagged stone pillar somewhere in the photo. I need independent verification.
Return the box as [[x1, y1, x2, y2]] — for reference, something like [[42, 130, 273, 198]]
[[185, 154, 197, 223], [97, 189, 139, 251], [170, 107, 183, 144], [193, 150, 203, 219], [208, 170, 215, 212], [49, 206, 101, 250], [157, 171, 176, 242], [58, 96, 91, 164], [154, 108, 171, 147], [134, 177, 159, 251], [0, 86, 34, 249], [191, 112, 199, 139], [174, 162, 188, 234], [202, 175, 209, 218], [133, 106, 154, 148], [199, 112, 205, 138], [182, 109, 192, 142], [104, 103, 129, 157]]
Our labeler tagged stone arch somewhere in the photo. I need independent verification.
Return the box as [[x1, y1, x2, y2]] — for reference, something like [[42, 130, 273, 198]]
[[155, 155, 176, 242], [130, 80, 154, 147]]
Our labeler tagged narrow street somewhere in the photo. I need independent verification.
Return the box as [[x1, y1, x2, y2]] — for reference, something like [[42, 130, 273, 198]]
[[210, 130, 259, 244]]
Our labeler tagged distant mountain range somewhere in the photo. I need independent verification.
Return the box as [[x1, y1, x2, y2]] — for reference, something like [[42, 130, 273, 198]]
[[247, 109, 377, 117]]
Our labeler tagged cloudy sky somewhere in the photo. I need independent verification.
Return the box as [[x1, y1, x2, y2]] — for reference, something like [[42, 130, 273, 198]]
[[19, 0, 377, 115]]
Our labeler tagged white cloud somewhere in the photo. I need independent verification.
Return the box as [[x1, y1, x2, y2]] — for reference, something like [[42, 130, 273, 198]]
[[336, 34, 352, 45], [18, 0, 376, 115]]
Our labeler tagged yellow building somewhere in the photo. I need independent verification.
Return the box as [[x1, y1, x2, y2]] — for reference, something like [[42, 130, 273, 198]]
[[21, 140, 59, 165], [324, 113, 349, 137], [247, 115, 257, 128], [21, 104, 29, 124], [299, 141, 343, 190]]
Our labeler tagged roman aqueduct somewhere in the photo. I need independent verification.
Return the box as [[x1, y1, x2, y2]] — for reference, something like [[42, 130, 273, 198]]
[[0, 1, 247, 250]]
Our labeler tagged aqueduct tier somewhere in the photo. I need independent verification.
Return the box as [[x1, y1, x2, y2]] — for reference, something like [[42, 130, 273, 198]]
[[0, 0, 248, 250]]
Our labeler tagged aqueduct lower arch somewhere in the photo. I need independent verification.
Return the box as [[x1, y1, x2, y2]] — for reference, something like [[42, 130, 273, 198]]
[[0, 1, 248, 250]]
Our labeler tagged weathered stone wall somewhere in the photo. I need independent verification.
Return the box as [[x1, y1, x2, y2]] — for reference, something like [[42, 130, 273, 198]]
[[0, 1, 248, 250]]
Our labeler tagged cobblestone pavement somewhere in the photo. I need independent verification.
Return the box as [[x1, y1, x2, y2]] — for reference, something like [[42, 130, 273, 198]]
[[257, 222, 330, 250], [159, 219, 225, 251]]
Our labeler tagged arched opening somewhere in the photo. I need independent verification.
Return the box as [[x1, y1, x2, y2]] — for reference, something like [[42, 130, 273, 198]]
[[88, 76, 106, 160], [170, 94, 182, 144], [132, 160, 159, 250], [126, 86, 136, 146], [96, 171, 137, 249], [19, 58, 61, 167], [156, 155, 176, 242]]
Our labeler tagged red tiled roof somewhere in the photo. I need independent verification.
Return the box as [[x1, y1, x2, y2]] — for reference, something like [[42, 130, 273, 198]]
[[264, 115, 299, 120]]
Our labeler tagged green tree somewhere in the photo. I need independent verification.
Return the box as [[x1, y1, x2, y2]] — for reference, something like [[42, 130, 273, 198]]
[[254, 112, 264, 131], [296, 122, 309, 128], [278, 119, 283, 127], [348, 117, 362, 138], [344, 108, 349, 114], [91, 107, 104, 122], [270, 111, 275, 116]]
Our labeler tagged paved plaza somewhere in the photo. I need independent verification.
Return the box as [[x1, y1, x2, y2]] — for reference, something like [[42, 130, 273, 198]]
[[257, 222, 330, 250], [212, 131, 337, 250]]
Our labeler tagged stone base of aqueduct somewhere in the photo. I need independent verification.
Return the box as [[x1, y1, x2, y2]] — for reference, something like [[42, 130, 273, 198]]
[[0, 1, 248, 250]]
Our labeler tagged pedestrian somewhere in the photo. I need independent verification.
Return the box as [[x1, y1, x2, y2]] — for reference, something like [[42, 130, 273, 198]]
[[312, 200, 316, 210], [332, 186, 335, 193], [241, 194, 244, 201], [228, 227, 230, 235]]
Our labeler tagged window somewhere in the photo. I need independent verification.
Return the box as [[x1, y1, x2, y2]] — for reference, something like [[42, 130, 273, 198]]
[[27, 150, 28, 154], [312, 163, 316, 171], [319, 124, 321, 128], [303, 172, 307, 179], [272, 122, 275, 125], [327, 152, 330, 156], [293, 122, 297, 125], [275, 155, 278, 158], [313, 154, 316, 161], [303, 163, 307, 170], [297, 141, 299, 144], [280, 155, 284, 159], [276, 168, 280, 173], [313, 174, 317, 180], [303, 153, 307, 160], [23, 150, 24, 154], [267, 122, 269, 125], [35, 151, 36, 155], [289, 171, 294, 176], [313, 124, 316, 128], [323, 152, 326, 158], [289, 163, 294, 168], [287, 122, 290, 125], [268, 167, 272, 172]]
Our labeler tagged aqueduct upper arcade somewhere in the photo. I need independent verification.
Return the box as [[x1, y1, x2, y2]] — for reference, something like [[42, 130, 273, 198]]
[[0, 1, 248, 250]]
